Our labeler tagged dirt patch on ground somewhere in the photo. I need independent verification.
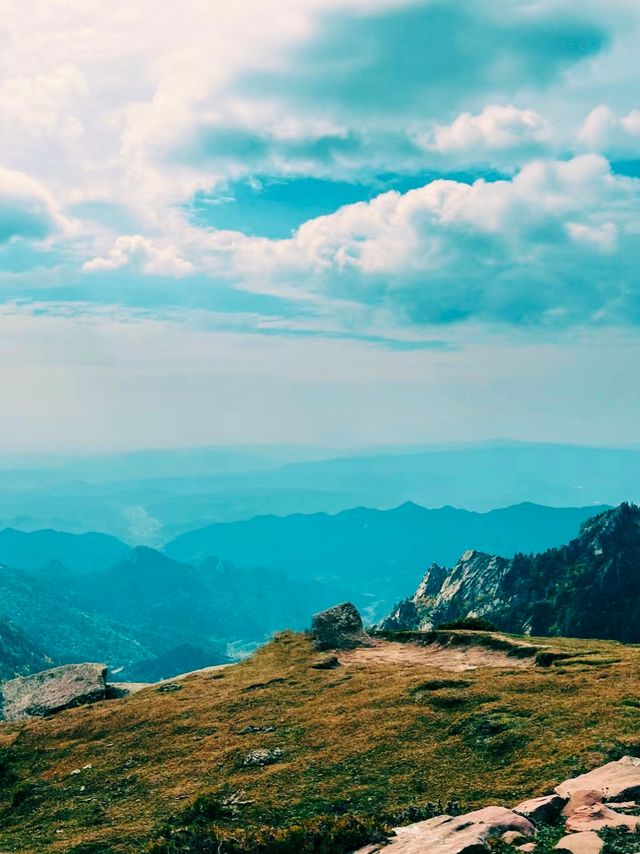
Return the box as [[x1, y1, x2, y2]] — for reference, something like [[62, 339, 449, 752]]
[[339, 639, 534, 671]]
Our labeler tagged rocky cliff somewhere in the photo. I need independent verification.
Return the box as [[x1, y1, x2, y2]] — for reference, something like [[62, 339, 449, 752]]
[[381, 503, 640, 642]]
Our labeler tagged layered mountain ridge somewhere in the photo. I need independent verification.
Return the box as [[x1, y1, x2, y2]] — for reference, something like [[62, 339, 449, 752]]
[[0, 500, 624, 681], [382, 502, 640, 642]]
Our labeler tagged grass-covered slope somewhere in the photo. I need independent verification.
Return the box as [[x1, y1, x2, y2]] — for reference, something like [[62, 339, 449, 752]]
[[0, 631, 639, 852]]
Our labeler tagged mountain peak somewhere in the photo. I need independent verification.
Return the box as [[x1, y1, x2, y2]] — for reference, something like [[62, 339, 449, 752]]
[[382, 502, 640, 642]]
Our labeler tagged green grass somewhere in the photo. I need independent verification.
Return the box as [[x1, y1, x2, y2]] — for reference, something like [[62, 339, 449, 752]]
[[0, 630, 638, 852]]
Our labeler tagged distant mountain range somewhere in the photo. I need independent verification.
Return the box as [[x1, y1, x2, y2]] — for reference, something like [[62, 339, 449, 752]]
[[0, 548, 345, 681], [0, 442, 637, 541], [165, 501, 604, 616], [382, 503, 640, 643], [0, 528, 129, 572], [0, 499, 620, 681]]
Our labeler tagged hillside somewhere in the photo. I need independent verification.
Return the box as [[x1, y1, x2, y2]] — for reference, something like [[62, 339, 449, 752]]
[[0, 548, 348, 680], [0, 629, 639, 852], [62, 547, 348, 668], [0, 528, 130, 571], [0, 617, 51, 681], [165, 502, 604, 614], [382, 503, 640, 642]]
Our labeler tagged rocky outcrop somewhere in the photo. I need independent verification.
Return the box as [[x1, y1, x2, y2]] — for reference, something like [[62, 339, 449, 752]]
[[380, 503, 640, 643], [381, 550, 510, 632], [1, 663, 109, 721], [309, 603, 372, 651], [353, 807, 534, 853], [556, 755, 640, 802], [352, 756, 640, 854]]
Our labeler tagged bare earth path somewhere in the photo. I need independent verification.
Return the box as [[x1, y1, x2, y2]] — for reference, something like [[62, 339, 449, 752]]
[[338, 639, 534, 671]]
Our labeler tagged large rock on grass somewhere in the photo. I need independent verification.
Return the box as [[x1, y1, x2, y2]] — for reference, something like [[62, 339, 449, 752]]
[[1, 663, 108, 721], [556, 756, 640, 802], [310, 602, 372, 651], [352, 806, 534, 853]]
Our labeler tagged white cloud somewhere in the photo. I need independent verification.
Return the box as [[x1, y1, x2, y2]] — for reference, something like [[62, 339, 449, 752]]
[[419, 105, 553, 158], [566, 221, 618, 252], [578, 104, 640, 154], [83, 234, 194, 277], [222, 155, 640, 325], [0, 166, 72, 243]]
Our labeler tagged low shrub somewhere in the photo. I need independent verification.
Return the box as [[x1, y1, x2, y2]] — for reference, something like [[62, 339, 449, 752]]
[[437, 617, 498, 632]]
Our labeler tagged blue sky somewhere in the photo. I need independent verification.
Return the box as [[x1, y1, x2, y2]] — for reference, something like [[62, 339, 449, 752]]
[[1, 0, 640, 451]]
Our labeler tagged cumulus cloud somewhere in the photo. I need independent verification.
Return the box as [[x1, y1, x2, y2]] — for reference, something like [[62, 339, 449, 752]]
[[83, 235, 194, 277], [578, 105, 640, 154], [418, 105, 553, 161], [226, 155, 640, 326], [3, 0, 640, 333], [0, 167, 71, 243]]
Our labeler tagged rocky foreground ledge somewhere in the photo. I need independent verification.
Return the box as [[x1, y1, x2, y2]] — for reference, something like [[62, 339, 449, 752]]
[[353, 756, 640, 854], [0, 662, 126, 721]]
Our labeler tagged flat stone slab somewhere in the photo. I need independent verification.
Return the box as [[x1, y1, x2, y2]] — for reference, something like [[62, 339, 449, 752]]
[[555, 831, 604, 854], [352, 806, 534, 853], [556, 756, 640, 802], [1, 663, 108, 721], [565, 802, 640, 833]]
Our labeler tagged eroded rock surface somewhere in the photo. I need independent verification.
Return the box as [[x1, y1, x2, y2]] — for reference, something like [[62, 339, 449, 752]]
[[1, 663, 108, 721]]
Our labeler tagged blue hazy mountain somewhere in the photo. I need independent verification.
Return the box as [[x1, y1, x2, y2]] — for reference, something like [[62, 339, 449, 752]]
[[0, 442, 636, 542], [0, 528, 130, 572], [165, 501, 605, 614], [0, 545, 349, 680]]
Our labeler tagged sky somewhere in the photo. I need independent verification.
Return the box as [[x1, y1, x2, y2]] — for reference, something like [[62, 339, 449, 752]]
[[1, 0, 640, 452]]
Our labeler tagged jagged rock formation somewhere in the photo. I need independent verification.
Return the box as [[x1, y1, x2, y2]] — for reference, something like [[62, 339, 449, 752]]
[[1, 662, 110, 721], [310, 603, 372, 650], [381, 503, 640, 642]]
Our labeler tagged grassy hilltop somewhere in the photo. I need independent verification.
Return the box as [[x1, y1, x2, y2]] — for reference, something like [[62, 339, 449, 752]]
[[0, 630, 639, 853]]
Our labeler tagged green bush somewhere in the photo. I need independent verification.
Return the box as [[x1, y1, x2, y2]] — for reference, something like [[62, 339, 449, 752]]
[[147, 814, 387, 854], [437, 617, 498, 632]]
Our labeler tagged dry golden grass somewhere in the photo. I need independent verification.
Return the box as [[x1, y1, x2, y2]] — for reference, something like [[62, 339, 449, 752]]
[[0, 630, 638, 852]]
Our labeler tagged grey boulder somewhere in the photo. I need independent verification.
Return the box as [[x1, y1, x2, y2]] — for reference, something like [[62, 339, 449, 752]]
[[310, 602, 372, 651], [1, 663, 109, 721]]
